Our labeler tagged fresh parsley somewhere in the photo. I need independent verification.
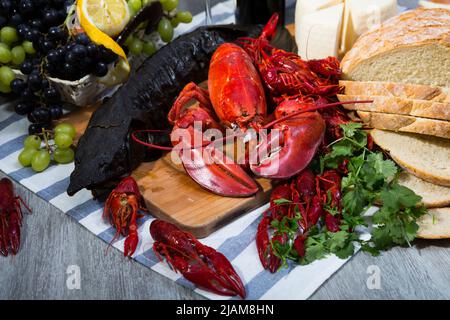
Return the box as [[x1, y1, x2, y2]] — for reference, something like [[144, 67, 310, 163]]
[[269, 123, 427, 267]]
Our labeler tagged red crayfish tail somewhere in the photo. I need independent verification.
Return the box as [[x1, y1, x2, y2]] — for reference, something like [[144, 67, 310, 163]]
[[260, 13, 279, 42], [123, 225, 139, 258]]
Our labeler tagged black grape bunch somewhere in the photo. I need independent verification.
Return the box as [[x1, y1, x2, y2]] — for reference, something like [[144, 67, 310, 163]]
[[0, 0, 118, 135]]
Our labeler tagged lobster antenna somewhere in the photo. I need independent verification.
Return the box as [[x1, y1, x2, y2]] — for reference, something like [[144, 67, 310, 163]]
[[263, 100, 373, 129], [131, 130, 173, 151], [132, 100, 373, 151]]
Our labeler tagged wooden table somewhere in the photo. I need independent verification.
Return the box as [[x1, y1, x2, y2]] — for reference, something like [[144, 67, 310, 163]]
[[1, 170, 449, 300]]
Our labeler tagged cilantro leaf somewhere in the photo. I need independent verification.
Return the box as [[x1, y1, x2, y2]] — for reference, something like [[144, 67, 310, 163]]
[[366, 153, 398, 180], [342, 189, 367, 216], [340, 123, 362, 137]]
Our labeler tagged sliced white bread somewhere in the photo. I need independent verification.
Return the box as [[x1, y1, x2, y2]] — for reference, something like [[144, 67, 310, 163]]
[[339, 81, 450, 103], [341, 8, 450, 87], [338, 94, 450, 121], [357, 111, 450, 139], [398, 172, 450, 208], [417, 207, 450, 239], [371, 129, 450, 186]]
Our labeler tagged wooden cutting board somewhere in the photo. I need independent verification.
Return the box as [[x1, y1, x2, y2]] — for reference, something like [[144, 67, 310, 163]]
[[63, 106, 272, 238], [132, 155, 272, 238]]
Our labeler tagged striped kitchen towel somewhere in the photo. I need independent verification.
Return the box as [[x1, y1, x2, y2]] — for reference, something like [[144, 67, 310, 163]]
[[0, 0, 361, 300]]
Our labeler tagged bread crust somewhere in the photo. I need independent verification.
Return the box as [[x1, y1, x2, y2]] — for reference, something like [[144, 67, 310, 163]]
[[371, 129, 450, 186], [357, 111, 450, 138], [341, 8, 450, 77], [339, 81, 450, 102], [338, 94, 450, 120]]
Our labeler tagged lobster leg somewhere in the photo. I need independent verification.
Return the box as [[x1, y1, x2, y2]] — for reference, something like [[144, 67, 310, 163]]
[[168, 82, 212, 125]]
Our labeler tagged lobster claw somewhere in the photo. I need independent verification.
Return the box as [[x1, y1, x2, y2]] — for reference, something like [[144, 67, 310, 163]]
[[250, 112, 325, 179], [176, 145, 259, 197]]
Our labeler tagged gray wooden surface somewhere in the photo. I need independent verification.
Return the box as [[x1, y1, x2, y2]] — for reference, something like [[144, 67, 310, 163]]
[[1, 170, 449, 300], [1, 0, 448, 301]]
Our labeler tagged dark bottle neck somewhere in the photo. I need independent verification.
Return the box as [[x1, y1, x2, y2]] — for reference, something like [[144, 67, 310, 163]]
[[235, 0, 286, 26]]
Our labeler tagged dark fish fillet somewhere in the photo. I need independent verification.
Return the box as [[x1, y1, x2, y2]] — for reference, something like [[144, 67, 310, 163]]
[[68, 25, 263, 195]]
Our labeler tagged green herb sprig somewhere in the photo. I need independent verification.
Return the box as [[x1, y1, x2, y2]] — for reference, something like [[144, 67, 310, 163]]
[[269, 123, 427, 267]]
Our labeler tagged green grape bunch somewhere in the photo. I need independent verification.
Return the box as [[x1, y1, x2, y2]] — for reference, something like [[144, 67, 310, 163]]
[[18, 123, 77, 172], [124, 0, 193, 57], [0, 26, 36, 94]]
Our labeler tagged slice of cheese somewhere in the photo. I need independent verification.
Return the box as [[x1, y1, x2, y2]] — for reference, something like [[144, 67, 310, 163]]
[[297, 3, 345, 60], [295, 0, 343, 33], [295, 0, 399, 59], [340, 0, 398, 56]]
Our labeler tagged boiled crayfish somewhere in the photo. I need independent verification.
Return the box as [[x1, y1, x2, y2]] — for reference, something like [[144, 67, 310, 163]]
[[103, 177, 147, 257], [257, 168, 343, 272], [132, 14, 369, 198], [150, 219, 246, 298], [0, 178, 31, 256]]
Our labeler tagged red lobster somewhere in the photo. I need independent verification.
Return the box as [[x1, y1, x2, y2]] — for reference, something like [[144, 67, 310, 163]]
[[132, 14, 370, 198], [150, 219, 246, 298], [0, 178, 31, 256], [256, 168, 343, 272], [103, 177, 147, 257]]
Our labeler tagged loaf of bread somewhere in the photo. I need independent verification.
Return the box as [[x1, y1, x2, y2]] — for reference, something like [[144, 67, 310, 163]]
[[339, 81, 450, 102], [371, 129, 450, 186], [417, 207, 450, 239], [398, 172, 450, 207], [338, 94, 450, 120], [341, 8, 450, 87], [358, 112, 450, 138]]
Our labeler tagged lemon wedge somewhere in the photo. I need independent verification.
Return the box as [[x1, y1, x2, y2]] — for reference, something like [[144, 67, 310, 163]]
[[77, 0, 130, 81], [79, 0, 130, 37]]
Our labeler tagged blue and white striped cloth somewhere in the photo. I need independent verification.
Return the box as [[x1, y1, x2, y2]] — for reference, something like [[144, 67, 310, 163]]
[[0, 0, 366, 300]]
